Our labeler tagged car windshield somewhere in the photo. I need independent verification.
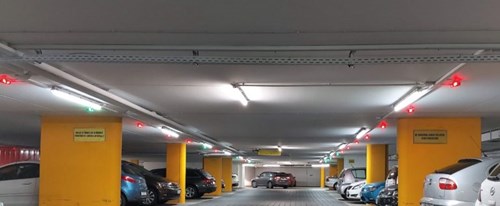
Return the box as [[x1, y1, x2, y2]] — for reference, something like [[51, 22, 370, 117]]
[[435, 159, 481, 174], [352, 169, 366, 179], [127, 163, 156, 176]]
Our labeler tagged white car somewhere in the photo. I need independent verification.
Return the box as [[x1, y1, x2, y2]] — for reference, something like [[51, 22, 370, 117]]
[[325, 176, 338, 190], [232, 173, 239, 187], [0, 161, 39, 206], [345, 180, 366, 200], [476, 164, 500, 206]]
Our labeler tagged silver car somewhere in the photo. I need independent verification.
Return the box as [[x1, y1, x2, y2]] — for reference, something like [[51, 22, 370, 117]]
[[337, 167, 366, 199], [420, 158, 500, 206], [476, 163, 500, 206]]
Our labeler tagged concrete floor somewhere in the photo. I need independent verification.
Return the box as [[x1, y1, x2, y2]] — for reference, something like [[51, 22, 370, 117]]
[[176, 187, 367, 206]]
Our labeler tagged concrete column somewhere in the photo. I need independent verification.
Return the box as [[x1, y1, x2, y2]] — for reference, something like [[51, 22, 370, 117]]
[[366, 144, 388, 183], [203, 157, 223, 196], [222, 157, 233, 192], [40, 116, 122, 205], [166, 143, 186, 204]]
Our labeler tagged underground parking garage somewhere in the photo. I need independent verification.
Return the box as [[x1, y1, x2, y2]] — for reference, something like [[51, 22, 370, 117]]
[[3, 1, 500, 206]]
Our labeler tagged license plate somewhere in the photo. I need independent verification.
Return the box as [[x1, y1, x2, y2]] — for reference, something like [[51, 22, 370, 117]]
[[141, 192, 147, 196], [177, 189, 181, 194]]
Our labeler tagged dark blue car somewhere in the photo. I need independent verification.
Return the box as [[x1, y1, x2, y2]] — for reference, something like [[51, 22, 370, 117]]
[[360, 181, 385, 204]]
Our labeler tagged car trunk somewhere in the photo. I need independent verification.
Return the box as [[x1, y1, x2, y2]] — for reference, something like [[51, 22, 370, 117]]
[[423, 174, 446, 199]]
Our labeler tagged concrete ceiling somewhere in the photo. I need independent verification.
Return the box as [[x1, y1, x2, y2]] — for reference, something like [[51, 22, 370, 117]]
[[1, 0, 500, 164]]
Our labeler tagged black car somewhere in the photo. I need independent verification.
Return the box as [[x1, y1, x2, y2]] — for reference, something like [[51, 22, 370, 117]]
[[376, 166, 398, 206], [150, 168, 217, 199], [122, 161, 181, 206]]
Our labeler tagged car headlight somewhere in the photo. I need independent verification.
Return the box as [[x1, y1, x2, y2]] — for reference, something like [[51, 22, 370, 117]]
[[352, 184, 364, 190], [369, 186, 377, 192]]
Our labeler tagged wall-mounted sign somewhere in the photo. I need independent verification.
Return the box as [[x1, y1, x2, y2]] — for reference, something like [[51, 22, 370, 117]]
[[348, 159, 355, 164], [413, 130, 447, 144], [257, 149, 281, 156], [74, 128, 106, 142]]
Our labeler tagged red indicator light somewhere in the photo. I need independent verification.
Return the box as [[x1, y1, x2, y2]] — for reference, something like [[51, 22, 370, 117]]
[[379, 121, 388, 129], [340, 150, 344, 154], [450, 76, 462, 88], [136, 122, 144, 128], [347, 146, 350, 150], [407, 106, 415, 113], [186, 139, 193, 144], [214, 149, 219, 153], [364, 134, 370, 140], [0, 74, 14, 85], [354, 140, 359, 144]]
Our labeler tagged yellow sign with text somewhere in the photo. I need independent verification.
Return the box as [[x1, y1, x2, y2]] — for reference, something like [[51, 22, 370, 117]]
[[413, 130, 447, 144], [74, 128, 106, 142], [258, 149, 282, 156]]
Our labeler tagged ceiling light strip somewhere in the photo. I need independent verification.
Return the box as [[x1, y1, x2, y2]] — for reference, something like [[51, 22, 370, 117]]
[[2, 54, 500, 65], [235, 82, 418, 87], [50, 87, 103, 111]]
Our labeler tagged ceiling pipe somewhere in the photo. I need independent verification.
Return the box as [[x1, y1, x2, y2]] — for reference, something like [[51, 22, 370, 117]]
[[10, 43, 500, 51], [0, 42, 243, 156]]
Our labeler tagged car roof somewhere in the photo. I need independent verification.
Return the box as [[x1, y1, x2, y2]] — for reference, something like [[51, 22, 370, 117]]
[[0, 161, 40, 168]]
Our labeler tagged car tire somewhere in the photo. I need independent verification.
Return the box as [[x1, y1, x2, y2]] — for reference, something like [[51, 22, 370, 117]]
[[341, 188, 349, 200], [251, 181, 258, 188], [120, 193, 127, 206], [333, 182, 338, 191], [142, 187, 158, 206], [185, 185, 199, 199], [267, 181, 274, 189]]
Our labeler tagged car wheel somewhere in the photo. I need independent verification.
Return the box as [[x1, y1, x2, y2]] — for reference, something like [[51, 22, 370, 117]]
[[341, 188, 349, 200], [333, 182, 338, 191], [120, 193, 127, 206], [267, 181, 274, 189], [252, 181, 258, 188], [142, 188, 158, 206], [185, 185, 199, 199]]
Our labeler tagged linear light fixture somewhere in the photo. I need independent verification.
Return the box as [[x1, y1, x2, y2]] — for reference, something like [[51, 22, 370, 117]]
[[50, 87, 103, 111], [393, 86, 433, 112], [223, 151, 232, 156], [277, 145, 282, 152], [311, 164, 329, 168], [338, 143, 347, 150], [160, 126, 180, 138], [263, 164, 280, 168], [232, 83, 250, 106], [355, 127, 369, 139], [202, 143, 213, 149]]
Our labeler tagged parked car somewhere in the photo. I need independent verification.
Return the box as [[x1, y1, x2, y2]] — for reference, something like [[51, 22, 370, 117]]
[[232, 173, 239, 187], [278, 172, 296, 187], [376, 166, 398, 206], [325, 176, 338, 190], [337, 167, 366, 199], [0, 161, 148, 206], [122, 161, 181, 206], [476, 163, 500, 206], [360, 181, 385, 204], [420, 158, 500, 206], [345, 180, 366, 200], [150, 168, 217, 199], [251, 171, 291, 189]]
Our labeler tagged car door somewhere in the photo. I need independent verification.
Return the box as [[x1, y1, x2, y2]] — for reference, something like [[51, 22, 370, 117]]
[[0, 163, 38, 206], [257, 173, 267, 185]]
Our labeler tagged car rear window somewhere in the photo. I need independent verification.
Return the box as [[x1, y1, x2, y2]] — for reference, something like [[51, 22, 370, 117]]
[[201, 170, 214, 178], [489, 164, 500, 177], [352, 169, 366, 179], [435, 159, 481, 174]]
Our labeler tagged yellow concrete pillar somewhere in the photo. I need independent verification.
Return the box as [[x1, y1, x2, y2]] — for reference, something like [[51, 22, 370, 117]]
[[40, 116, 122, 206], [166, 143, 186, 204], [329, 164, 338, 177], [222, 157, 233, 192], [398, 118, 481, 206], [337, 158, 344, 176], [204, 157, 223, 196], [320, 167, 325, 188], [366, 144, 388, 184]]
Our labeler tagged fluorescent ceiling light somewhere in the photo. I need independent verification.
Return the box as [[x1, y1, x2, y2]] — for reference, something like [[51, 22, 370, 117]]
[[393, 87, 432, 112], [311, 164, 329, 168], [263, 164, 280, 168], [232, 84, 250, 106], [51, 87, 102, 110], [202, 143, 213, 149], [223, 151, 232, 156], [242, 164, 255, 167], [338, 143, 347, 150], [355, 127, 369, 139], [160, 126, 180, 138]]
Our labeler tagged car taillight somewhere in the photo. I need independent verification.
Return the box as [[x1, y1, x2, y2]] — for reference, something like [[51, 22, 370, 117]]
[[122, 175, 136, 183], [274, 176, 280, 180], [286, 177, 290, 179], [439, 178, 457, 190], [203, 178, 213, 184]]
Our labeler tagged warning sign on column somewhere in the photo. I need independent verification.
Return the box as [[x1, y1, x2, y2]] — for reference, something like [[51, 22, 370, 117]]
[[74, 128, 106, 142], [413, 130, 447, 144]]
